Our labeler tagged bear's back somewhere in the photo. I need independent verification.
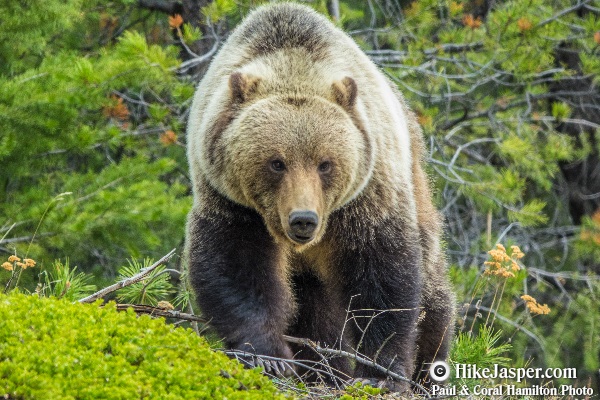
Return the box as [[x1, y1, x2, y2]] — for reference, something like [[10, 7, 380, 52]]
[[231, 3, 333, 60], [206, 3, 372, 76]]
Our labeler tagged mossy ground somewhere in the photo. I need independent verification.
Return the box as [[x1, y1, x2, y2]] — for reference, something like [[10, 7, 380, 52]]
[[0, 293, 287, 400]]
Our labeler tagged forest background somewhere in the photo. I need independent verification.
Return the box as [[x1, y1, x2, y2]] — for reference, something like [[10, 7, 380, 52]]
[[1, 0, 599, 393]]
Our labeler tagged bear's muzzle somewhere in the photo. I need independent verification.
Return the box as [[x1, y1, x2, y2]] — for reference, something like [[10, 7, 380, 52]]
[[287, 210, 319, 243]]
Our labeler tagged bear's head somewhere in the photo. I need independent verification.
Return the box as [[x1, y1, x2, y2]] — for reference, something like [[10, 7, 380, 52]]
[[209, 72, 374, 249]]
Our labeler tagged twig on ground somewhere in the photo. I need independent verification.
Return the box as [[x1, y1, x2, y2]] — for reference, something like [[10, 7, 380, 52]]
[[115, 303, 208, 324], [78, 248, 176, 303], [283, 335, 431, 397]]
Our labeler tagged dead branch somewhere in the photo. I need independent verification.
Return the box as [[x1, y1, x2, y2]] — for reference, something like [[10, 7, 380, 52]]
[[528, 267, 600, 282], [227, 349, 337, 380], [283, 335, 431, 397], [0, 232, 54, 245], [327, 0, 340, 22], [115, 303, 208, 323], [177, 38, 219, 73], [78, 248, 176, 303]]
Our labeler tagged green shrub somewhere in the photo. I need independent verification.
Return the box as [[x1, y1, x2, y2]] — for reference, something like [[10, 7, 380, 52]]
[[0, 293, 287, 400]]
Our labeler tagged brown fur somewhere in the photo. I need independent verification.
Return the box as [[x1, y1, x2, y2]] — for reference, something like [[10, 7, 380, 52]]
[[185, 2, 455, 392]]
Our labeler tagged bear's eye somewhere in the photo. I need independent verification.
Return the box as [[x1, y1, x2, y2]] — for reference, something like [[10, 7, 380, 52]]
[[318, 161, 332, 173], [270, 159, 286, 172]]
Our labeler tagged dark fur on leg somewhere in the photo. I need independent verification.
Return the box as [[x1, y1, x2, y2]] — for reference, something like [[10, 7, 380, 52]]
[[412, 286, 455, 387], [186, 196, 296, 373], [328, 210, 423, 393], [287, 269, 353, 383]]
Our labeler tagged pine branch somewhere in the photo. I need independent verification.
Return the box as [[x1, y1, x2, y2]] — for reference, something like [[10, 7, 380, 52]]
[[78, 248, 176, 303], [537, 0, 590, 28]]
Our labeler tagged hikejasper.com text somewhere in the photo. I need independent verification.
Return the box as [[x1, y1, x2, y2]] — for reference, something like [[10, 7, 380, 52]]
[[455, 363, 576, 383]]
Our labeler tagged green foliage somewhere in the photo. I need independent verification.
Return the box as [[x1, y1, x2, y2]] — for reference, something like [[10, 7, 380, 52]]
[[551, 102, 572, 121], [575, 213, 600, 263], [203, 0, 237, 23], [452, 326, 512, 370], [507, 199, 548, 227], [116, 258, 175, 305], [450, 326, 512, 390], [449, 264, 480, 302], [544, 283, 600, 379], [374, 0, 596, 226], [40, 259, 96, 301], [0, 0, 83, 75], [0, 293, 285, 399], [182, 23, 203, 43], [0, 0, 192, 273], [338, 382, 382, 399]]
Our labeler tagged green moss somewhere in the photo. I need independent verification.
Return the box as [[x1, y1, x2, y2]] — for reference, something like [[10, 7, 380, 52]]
[[0, 293, 287, 400]]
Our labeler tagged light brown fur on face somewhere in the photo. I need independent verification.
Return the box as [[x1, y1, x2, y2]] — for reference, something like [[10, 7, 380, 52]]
[[277, 167, 324, 245], [215, 89, 367, 248]]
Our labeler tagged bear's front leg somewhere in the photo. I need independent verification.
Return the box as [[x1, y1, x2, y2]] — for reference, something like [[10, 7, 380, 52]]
[[331, 215, 422, 393], [186, 205, 295, 376]]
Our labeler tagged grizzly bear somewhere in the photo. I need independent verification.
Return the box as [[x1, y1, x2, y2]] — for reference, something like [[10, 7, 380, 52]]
[[185, 2, 455, 392]]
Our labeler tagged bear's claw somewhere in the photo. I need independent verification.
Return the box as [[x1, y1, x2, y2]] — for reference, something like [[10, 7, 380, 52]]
[[243, 356, 294, 378]]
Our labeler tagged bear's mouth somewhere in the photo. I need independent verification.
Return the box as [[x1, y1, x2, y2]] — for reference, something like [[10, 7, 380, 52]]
[[287, 231, 315, 244]]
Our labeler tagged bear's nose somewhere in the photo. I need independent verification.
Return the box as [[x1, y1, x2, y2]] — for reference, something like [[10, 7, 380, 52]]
[[288, 210, 318, 243]]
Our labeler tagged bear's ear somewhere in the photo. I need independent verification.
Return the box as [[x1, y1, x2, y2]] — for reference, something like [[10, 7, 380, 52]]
[[331, 77, 357, 109], [229, 72, 261, 103]]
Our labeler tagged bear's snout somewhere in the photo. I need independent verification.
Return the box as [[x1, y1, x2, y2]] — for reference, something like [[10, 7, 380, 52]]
[[288, 210, 319, 243]]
